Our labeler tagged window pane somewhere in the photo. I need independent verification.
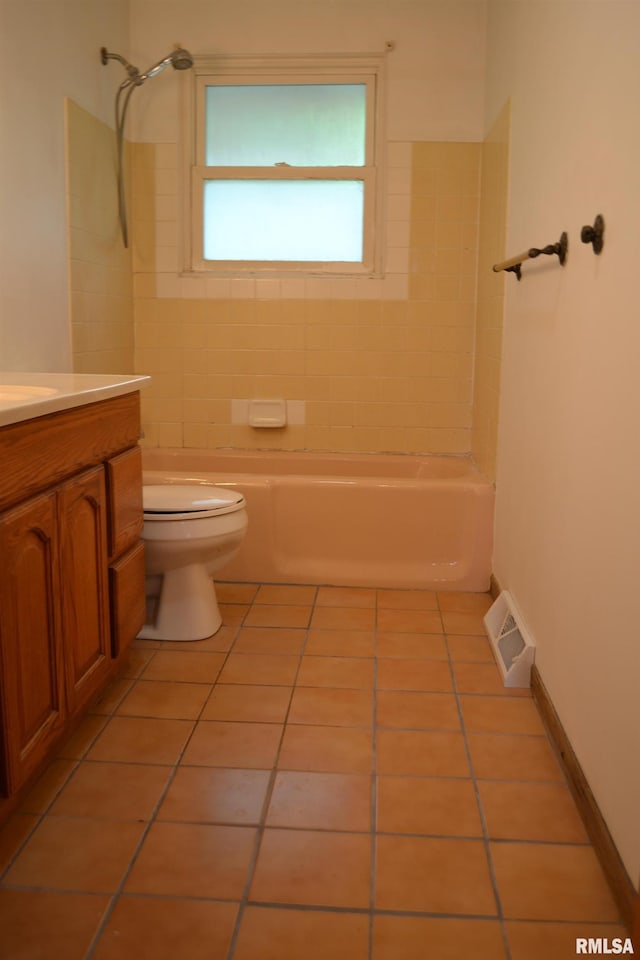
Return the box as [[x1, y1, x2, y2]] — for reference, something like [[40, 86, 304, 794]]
[[203, 180, 364, 261], [205, 84, 366, 166]]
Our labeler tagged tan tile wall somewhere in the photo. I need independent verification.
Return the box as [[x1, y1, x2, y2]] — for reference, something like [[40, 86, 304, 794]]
[[472, 102, 511, 481], [66, 100, 134, 374], [132, 141, 480, 455]]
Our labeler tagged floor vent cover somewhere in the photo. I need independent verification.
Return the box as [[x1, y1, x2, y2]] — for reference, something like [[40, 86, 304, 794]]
[[484, 591, 535, 688]]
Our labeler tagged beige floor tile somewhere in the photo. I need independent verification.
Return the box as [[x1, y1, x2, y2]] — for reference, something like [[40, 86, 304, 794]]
[[0, 889, 109, 960], [232, 627, 307, 655], [447, 633, 495, 662], [376, 691, 460, 730], [141, 651, 226, 683], [125, 822, 256, 899], [377, 776, 483, 836], [4, 817, 145, 892], [373, 915, 507, 960], [202, 684, 292, 723], [278, 724, 373, 773], [377, 609, 443, 633], [86, 716, 194, 765], [505, 920, 632, 960], [217, 653, 300, 686], [250, 828, 371, 908], [311, 607, 376, 631], [454, 661, 531, 696], [254, 584, 317, 605], [218, 602, 250, 624], [441, 610, 487, 635], [119, 646, 155, 678], [266, 771, 371, 831], [92, 897, 238, 960], [377, 730, 470, 777], [375, 835, 497, 914], [234, 906, 369, 960], [377, 589, 438, 610], [437, 591, 493, 614], [316, 586, 376, 608], [289, 687, 373, 726], [244, 605, 312, 628], [460, 696, 545, 735], [305, 629, 376, 658], [216, 582, 259, 604], [116, 679, 212, 719], [468, 733, 564, 781], [491, 842, 621, 921], [90, 676, 134, 714], [157, 767, 270, 824], [181, 720, 282, 768], [160, 624, 237, 652], [0, 814, 38, 873], [376, 632, 448, 660], [377, 658, 453, 692], [56, 714, 108, 760], [478, 781, 588, 843], [18, 758, 77, 814], [49, 762, 171, 821], [297, 655, 375, 689]]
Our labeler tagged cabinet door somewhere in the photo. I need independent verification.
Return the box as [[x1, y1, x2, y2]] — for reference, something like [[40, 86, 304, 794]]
[[109, 541, 146, 659], [0, 491, 65, 793], [106, 446, 143, 561], [59, 467, 111, 716]]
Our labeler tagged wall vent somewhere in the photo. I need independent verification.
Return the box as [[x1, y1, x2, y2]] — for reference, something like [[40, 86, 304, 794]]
[[484, 591, 536, 688]]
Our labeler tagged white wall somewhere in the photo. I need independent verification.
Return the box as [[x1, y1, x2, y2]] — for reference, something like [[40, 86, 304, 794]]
[[0, 0, 129, 370], [128, 0, 487, 144], [487, 0, 640, 883]]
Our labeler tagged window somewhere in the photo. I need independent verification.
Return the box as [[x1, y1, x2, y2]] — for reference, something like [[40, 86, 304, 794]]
[[182, 55, 385, 275]]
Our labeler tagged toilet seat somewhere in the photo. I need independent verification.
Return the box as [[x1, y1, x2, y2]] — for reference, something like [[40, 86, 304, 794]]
[[143, 484, 245, 521]]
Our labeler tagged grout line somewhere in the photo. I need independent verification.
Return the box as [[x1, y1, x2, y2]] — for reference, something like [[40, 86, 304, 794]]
[[82, 615, 246, 960], [1, 584, 610, 957], [223, 584, 316, 960], [446, 607, 514, 960]]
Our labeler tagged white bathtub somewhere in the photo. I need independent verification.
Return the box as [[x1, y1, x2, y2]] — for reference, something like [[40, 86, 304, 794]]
[[142, 448, 494, 591]]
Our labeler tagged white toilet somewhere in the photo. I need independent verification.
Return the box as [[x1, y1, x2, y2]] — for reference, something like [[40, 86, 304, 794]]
[[138, 484, 248, 642]]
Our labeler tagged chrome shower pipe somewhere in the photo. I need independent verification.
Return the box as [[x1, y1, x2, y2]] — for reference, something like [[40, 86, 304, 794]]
[[100, 46, 194, 247]]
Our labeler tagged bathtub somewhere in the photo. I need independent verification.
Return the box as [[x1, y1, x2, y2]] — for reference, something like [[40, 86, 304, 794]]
[[141, 448, 494, 591]]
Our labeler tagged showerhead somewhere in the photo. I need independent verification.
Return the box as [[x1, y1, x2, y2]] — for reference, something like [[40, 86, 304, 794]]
[[138, 47, 194, 81], [101, 46, 194, 84], [100, 44, 194, 247]]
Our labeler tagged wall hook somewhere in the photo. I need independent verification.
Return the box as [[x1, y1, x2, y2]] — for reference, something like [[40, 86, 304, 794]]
[[580, 214, 605, 254]]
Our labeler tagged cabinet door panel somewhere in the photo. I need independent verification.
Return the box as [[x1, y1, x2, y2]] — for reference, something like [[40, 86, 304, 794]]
[[110, 541, 146, 659], [0, 492, 64, 793], [106, 446, 143, 560], [59, 467, 111, 715]]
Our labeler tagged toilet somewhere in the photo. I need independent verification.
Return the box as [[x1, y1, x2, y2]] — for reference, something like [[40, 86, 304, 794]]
[[138, 483, 248, 642]]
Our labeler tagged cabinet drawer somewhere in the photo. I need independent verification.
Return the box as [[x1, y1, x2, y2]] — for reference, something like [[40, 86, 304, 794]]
[[109, 541, 146, 658], [106, 446, 143, 560], [0, 392, 141, 513]]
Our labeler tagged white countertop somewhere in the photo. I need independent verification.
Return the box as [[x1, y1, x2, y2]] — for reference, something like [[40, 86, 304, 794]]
[[0, 372, 150, 427]]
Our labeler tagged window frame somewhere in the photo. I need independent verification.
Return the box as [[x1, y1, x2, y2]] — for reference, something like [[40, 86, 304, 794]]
[[181, 54, 386, 277]]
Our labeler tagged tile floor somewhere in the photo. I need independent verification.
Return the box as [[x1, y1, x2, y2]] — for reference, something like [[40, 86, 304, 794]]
[[0, 583, 628, 960]]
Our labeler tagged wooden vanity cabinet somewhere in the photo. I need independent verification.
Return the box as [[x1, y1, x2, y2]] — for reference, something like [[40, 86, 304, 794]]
[[0, 392, 145, 798]]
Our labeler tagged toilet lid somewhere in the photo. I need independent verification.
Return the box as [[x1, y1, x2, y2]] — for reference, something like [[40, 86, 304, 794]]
[[143, 484, 245, 520]]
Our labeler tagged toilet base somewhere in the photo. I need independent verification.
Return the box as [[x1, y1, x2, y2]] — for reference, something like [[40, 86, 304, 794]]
[[137, 563, 222, 642]]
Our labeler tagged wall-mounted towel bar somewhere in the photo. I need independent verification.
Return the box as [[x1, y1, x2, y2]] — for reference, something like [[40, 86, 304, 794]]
[[493, 231, 568, 281]]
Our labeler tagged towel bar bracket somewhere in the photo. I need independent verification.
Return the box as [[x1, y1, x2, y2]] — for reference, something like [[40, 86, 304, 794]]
[[528, 231, 568, 266]]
